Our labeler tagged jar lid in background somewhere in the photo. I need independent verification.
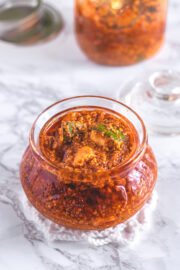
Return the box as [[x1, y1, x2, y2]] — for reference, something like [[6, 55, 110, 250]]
[[117, 69, 180, 135], [0, 0, 64, 45]]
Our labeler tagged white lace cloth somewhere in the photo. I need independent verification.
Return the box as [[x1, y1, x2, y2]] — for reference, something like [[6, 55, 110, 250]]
[[22, 192, 157, 246]]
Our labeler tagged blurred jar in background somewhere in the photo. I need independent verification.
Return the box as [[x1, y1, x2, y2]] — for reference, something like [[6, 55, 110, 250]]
[[75, 0, 167, 66]]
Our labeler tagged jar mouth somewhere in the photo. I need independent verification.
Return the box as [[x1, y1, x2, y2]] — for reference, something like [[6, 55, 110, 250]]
[[30, 96, 148, 177]]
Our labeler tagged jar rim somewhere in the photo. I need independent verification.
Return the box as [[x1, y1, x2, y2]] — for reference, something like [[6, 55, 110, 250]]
[[0, 0, 41, 18], [30, 96, 148, 177], [0, 0, 41, 35]]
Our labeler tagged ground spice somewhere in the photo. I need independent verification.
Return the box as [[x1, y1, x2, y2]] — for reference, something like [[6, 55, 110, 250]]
[[39, 110, 137, 171]]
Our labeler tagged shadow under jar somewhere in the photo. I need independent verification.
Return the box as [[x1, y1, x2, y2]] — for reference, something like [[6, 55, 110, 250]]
[[75, 0, 167, 66], [20, 96, 157, 230]]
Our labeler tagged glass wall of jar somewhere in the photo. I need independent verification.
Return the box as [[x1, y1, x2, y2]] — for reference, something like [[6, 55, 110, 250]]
[[75, 0, 167, 66], [20, 96, 157, 230]]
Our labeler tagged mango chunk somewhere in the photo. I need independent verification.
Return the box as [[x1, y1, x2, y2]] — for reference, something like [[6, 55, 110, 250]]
[[73, 146, 95, 167], [90, 130, 107, 147]]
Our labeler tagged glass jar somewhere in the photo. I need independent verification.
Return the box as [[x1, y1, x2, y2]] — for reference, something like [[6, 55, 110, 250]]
[[20, 96, 157, 230], [75, 0, 167, 66]]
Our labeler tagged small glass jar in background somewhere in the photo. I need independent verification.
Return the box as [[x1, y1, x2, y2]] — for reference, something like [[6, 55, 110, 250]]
[[75, 0, 167, 66]]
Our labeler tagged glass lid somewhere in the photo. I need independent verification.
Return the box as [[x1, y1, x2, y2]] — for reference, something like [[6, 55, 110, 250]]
[[117, 69, 180, 135], [0, 0, 64, 45]]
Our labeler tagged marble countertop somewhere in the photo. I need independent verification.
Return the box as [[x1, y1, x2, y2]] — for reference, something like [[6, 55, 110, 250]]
[[0, 0, 180, 269]]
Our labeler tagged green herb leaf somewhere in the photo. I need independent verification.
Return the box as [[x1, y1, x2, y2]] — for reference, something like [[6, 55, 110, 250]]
[[105, 129, 126, 142], [93, 123, 106, 132], [63, 122, 84, 144], [93, 123, 126, 142], [104, 130, 113, 137], [117, 130, 127, 141], [105, 130, 120, 141], [68, 122, 74, 134]]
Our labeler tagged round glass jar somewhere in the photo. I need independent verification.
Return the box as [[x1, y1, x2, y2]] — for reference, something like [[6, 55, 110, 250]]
[[75, 0, 167, 66], [20, 96, 157, 230]]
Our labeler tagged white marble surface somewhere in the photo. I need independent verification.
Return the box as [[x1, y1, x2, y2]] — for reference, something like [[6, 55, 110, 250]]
[[0, 0, 180, 269]]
